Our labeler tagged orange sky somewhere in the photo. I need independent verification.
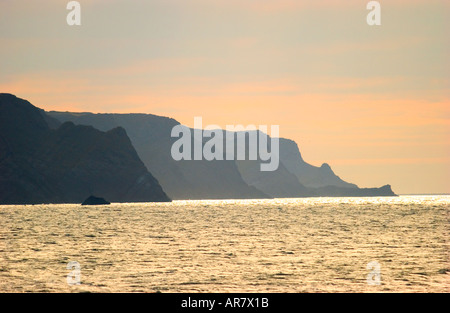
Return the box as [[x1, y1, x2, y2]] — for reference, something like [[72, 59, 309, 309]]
[[1, 0, 449, 194]]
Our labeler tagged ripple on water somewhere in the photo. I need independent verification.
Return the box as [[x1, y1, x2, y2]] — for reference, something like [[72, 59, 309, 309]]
[[0, 196, 448, 292]]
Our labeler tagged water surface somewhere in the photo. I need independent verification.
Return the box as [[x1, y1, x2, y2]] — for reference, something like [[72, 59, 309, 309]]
[[0, 196, 448, 292]]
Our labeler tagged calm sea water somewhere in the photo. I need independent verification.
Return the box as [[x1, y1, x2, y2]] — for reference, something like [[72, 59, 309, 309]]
[[0, 196, 448, 292]]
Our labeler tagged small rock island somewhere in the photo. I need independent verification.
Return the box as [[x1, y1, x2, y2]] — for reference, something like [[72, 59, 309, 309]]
[[82, 196, 111, 206]]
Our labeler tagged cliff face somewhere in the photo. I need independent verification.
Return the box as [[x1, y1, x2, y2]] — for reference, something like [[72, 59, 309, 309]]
[[0, 94, 170, 204], [228, 132, 395, 198], [279, 138, 358, 189], [45, 112, 267, 200], [233, 135, 395, 197], [48, 111, 397, 199]]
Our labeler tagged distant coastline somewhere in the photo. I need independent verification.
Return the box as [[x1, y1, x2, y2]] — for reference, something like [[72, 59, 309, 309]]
[[1, 94, 398, 205]]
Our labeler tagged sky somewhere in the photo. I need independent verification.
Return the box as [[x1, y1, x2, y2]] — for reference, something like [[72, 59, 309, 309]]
[[0, 0, 449, 194]]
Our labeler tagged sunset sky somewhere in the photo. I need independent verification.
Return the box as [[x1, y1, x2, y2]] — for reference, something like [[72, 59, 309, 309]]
[[1, 0, 448, 194]]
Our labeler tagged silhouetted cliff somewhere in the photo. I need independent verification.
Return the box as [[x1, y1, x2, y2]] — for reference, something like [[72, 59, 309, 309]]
[[279, 138, 358, 189], [0, 94, 170, 204], [45, 112, 268, 200], [48, 111, 397, 199]]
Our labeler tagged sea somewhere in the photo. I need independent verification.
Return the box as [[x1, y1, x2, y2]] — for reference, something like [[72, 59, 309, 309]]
[[0, 196, 448, 292]]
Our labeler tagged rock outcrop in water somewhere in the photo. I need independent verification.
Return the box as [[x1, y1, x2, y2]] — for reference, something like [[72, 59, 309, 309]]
[[48, 110, 397, 199], [82, 196, 110, 206], [0, 94, 171, 205]]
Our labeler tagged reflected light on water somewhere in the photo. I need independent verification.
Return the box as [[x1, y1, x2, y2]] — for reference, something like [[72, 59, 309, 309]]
[[0, 196, 448, 292]]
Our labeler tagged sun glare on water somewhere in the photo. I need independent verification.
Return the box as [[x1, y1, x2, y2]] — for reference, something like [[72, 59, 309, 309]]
[[0, 196, 448, 292]]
